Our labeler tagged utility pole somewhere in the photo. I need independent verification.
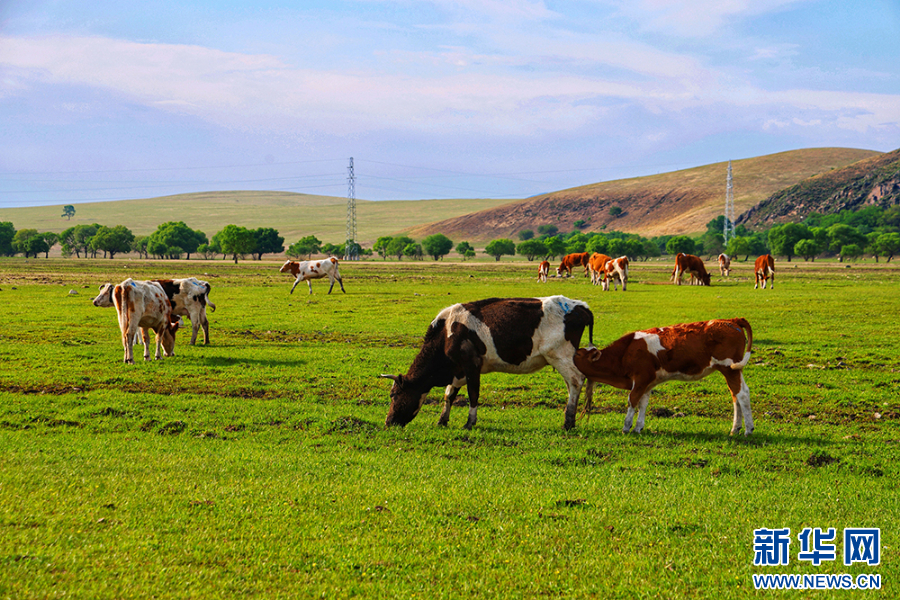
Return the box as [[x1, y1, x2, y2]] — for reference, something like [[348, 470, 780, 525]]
[[345, 157, 358, 261], [724, 160, 735, 244]]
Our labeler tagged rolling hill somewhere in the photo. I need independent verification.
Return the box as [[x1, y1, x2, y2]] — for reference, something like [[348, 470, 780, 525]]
[[737, 148, 900, 227], [0, 191, 513, 247], [404, 148, 880, 242], [0, 147, 883, 249]]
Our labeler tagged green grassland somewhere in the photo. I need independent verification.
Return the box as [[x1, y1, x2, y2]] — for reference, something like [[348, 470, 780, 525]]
[[1, 257, 898, 599]]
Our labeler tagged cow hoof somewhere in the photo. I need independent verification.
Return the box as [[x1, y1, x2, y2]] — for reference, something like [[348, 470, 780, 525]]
[[437, 419, 449, 427]]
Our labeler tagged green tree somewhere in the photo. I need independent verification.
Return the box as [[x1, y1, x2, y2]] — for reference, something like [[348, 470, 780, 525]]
[[544, 236, 567, 259], [41, 232, 58, 258], [422, 233, 454, 260], [216, 225, 256, 264], [705, 216, 726, 235], [92, 225, 135, 259], [840, 244, 862, 261], [132, 236, 150, 259], [665, 235, 695, 256], [321, 242, 345, 257], [484, 238, 515, 261], [373, 236, 393, 260], [700, 232, 725, 257], [875, 232, 900, 262], [827, 224, 867, 261], [0, 222, 15, 256], [12, 229, 38, 256], [767, 222, 810, 262], [586, 236, 609, 255], [62, 205, 76, 220], [252, 228, 284, 260], [74, 224, 100, 258], [517, 230, 534, 241], [387, 236, 415, 260], [573, 220, 587, 229], [609, 206, 623, 218], [516, 239, 548, 261], [404, 243, 424, 260], [725, 236, 752, 261], [147, 221, 207, 260], [793, 238, 821, 261], [565, 233, 589, 254], [456, 241, 474, 259], [537, 224, 558, 237], [24, 234, 49, 258]]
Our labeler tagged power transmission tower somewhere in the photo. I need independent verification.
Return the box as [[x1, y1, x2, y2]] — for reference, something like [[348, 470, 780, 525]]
[[345, 157, 358, 261], [724, 160, 735, 244]]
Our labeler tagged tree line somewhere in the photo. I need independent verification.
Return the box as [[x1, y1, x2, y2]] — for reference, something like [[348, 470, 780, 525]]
[[1, 204, 897, 263]]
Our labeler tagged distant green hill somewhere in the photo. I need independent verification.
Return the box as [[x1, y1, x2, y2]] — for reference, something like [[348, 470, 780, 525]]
[[0, 191, 513, 247]]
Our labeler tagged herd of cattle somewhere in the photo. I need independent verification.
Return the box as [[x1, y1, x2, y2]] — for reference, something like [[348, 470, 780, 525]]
[[543, 251, 776, 290], [91, 253, 766, 435]]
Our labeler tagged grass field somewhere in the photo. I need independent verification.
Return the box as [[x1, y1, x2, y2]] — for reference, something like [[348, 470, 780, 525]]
[[1, 257, 897, 599]]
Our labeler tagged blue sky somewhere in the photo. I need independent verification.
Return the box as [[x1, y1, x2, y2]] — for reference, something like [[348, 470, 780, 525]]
[[1, 0, 899, 208]]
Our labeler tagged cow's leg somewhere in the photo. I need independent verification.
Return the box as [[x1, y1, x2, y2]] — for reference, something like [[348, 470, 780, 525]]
[[327, 276, 336, 294], [307, 280, 314, 294], [139, 328, 152, 361], [723, 370, 753, 435], [463, 373, 481, 430], [769, 270, 774, 290], [200, 310, 210, 345], [632, 391, 652, 434], [624, 382, 649, 433], [551, 360, 587, 431], [438, 377, 466, 426], [189, 317, 200, 346], [290, 276, 301, 294], [754, 273, 760, 289], [151, 326, 164, 360]]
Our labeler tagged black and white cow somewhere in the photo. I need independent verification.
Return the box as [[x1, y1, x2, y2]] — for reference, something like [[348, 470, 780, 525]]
[[381, 296, 595, 430]]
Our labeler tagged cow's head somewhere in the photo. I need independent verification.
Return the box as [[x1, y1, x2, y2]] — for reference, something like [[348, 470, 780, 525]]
[[92, 283, 115, 307], [279, 260, 295, 274], [699, 272, 712, 286], [161, 317, 182, 356], [573, 347, 602, 373], [380, 374, 427, 427]]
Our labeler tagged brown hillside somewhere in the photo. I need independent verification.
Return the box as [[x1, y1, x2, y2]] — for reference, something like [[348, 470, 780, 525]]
[[737, 148, 900, 227], [404, 148, 880, 242]]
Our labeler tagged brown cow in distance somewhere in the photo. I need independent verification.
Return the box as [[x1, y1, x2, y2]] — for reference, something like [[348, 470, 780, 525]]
[[537, 260, 550, 283], [556, 252, 590, 277], [718, 253, 732, 276], [588, 253, 611, 286], [603, 256, 629, 291], [754, 254, 775, 289], [672, 253, 711, 286], [574, 318, 754, 435], [280, 258, 345, 294]]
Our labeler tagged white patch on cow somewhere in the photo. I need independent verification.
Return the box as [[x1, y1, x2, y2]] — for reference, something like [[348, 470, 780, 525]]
[[634, 331, 665, 356]]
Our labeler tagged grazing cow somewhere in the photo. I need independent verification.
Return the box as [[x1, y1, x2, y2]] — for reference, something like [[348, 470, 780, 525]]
[[280, 257, 345, 294], [381, 296, 595, 431], [94, 278, 215, 345], [671, 253, 711, 286], [718, 253, 732, 277], [754, 254, 775, 289], [556, 252, 590, 277], [574, 318, 754, 435], [106, 279, 180, 364], [537, 260, 550, 283], [603, 256, 629, 291], [588, 253, 611, 286]]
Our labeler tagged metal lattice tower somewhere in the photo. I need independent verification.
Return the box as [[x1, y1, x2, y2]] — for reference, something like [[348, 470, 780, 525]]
[[724, 160, 735, 244], [345, 157, 358, 261]]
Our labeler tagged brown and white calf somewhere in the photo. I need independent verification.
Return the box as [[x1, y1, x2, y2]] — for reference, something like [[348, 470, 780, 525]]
[[280, 257, 345, 294], [537, 260, 550, 283], [754, 254, 775, 289], [101, 279, 180, 364], [672, 253, 711, 286], [718, 253, 732, 276], [556, 252, 590, 277], [381, 296, 595, 431], [94, 278, 215, 345], [588, 253, 611, 286], [574, 318, 754, 435], [603, 256, 629, 291]]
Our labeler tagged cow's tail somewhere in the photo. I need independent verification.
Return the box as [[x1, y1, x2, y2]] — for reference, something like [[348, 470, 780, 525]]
[[207, 297, 217, 312], [730, 318, 753, 370]]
